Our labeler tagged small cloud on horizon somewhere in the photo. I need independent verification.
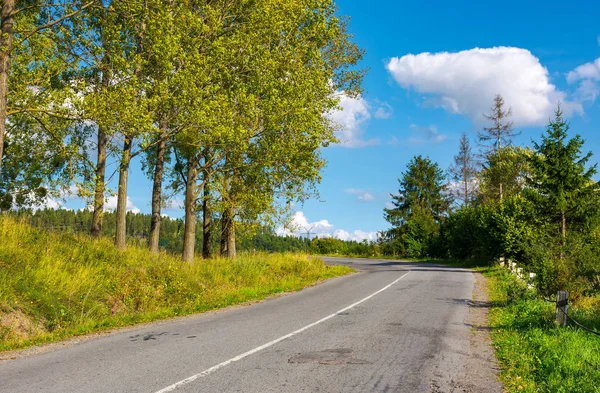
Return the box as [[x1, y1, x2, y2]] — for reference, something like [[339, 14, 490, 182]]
[[276, 211, 377, 242], [345, 188, 376, 202]]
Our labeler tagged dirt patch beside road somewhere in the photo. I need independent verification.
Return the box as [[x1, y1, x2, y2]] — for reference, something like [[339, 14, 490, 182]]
[[452, 271, 503, 393]]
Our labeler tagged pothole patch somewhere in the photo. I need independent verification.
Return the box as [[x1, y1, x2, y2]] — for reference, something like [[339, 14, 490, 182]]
[[288, 348, 370, 365]]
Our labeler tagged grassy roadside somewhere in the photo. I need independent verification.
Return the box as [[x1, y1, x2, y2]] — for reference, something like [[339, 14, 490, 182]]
[[482, 267, 600, 393], [0, 217, 353, 352]]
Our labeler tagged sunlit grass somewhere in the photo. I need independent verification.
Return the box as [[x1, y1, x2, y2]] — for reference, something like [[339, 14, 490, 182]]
[[0, 216, 353, 351], [482, 267, 600, 393]]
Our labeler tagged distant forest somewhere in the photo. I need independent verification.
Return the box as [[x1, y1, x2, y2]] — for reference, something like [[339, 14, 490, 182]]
[[8, 209, 378, 257]]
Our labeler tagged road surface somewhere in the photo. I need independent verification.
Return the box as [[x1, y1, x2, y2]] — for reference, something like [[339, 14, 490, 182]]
[[0, 258, 500, 393]]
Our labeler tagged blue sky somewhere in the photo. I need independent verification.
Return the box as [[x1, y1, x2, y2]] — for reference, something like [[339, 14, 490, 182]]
[[61, 0, 600, 241]]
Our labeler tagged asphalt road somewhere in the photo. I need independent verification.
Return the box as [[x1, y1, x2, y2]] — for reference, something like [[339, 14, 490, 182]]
[[0, 258, 500, 393]]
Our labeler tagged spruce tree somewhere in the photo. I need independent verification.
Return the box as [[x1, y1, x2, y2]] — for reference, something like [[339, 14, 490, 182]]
[[449, 133, 478, 207], [527, 107, 600, 244], [384, 156, 451, 256]]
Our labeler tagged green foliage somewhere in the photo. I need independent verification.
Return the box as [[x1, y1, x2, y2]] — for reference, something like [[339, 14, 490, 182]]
[[440, 195, 536, 262], [526, 108, 600, 237], [438, 108, 600, 297], [484, 267, 600, 393], [0, 216, 352, 350], [479, 146, 532, 203], [383, 155, 451, 257]]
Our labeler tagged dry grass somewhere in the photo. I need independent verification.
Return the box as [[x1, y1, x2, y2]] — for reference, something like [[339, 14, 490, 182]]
[[0, 216, 352, 351]]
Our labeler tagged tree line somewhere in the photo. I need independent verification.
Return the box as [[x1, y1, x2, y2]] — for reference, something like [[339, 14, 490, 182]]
[[0, 0, 363, 261], [9, 207, 380, 256], [383, 95, 600, 297]]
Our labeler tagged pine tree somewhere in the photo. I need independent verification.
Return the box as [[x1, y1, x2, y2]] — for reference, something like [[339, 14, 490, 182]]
[[479, 94, 519, 152], [527, 107, 600, 245], [478, 94, 520, 200], [449, 133, 478, 207]]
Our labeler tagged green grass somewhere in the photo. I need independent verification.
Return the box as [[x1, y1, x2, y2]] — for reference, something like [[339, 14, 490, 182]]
[[482, 267, 600, 393], [0, 216, 353, 352]]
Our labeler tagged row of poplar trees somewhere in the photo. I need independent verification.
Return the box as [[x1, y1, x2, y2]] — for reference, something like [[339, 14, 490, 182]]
[[0, 0, 364, 261]]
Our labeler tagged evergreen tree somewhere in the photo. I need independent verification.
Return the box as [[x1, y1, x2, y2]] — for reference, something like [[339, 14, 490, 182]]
[[449, 133, 478, 207], [478, 94, 520, 200], [384, 156, 451, 256], [527, 107, 600, 244], [478, 94, 519, 153]]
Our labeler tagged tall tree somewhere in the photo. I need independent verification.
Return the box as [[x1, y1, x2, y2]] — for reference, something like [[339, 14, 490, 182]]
[[385, 155, 451, 226], [449, 133, 478, 207], [0, 0, 15, 170], [478, 94, 519, 200], [526, 107, 600, 245], [478, 94, 519, 153], [0, 1, 97, 170], [384, 156, 451, 257], [0, 1, 98, 211], [174, 0, 363, 262]]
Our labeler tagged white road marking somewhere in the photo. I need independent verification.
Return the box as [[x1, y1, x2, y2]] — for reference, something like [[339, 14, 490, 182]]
[[154, 271, 411, 393]]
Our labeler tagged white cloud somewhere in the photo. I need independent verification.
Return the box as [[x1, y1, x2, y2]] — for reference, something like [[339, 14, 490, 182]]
[[409, 124, 446, 144], [104, 195, 140, 214], [333, 229, 379, 242], [374, 102, 393, 119], [567, 57, 600, 102], [277, 211, 334, 237], [328, 92, 379, 148], [28, 197, 63, 211], [345, 188, 376, 202], [386, 46, 582, 126], [277, 211, 377, 242]]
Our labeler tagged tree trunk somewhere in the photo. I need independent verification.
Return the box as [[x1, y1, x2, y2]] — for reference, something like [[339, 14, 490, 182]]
[[220, 206, 228, 257], [202, 169, 212, 259], [499, 182, 503, 201], [114, 136, 132, 249], [91, 126, 107, 237], [182, 155, 200, 262], [0, 0, 15, 169], [220, 205, 236, 259], [464, 177, 469, 207], [148, 121, 168, 253], [561, 209, 567, 242]]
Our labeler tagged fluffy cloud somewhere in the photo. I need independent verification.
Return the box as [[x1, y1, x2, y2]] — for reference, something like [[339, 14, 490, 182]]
[[409, 124, 446, 144], [345, 188, 376, 202], [277, 211, 377, 242], [333, 229, 379, 242], [104, 195, 140, 214], [386, 46, 582, 126], [277, 211, 334, 237], [567, 57, 600, 102], [328, 93, 379, 148]]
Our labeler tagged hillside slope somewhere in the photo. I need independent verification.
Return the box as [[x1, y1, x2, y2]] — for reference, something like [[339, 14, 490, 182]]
[[0, 217, 352, 351]]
